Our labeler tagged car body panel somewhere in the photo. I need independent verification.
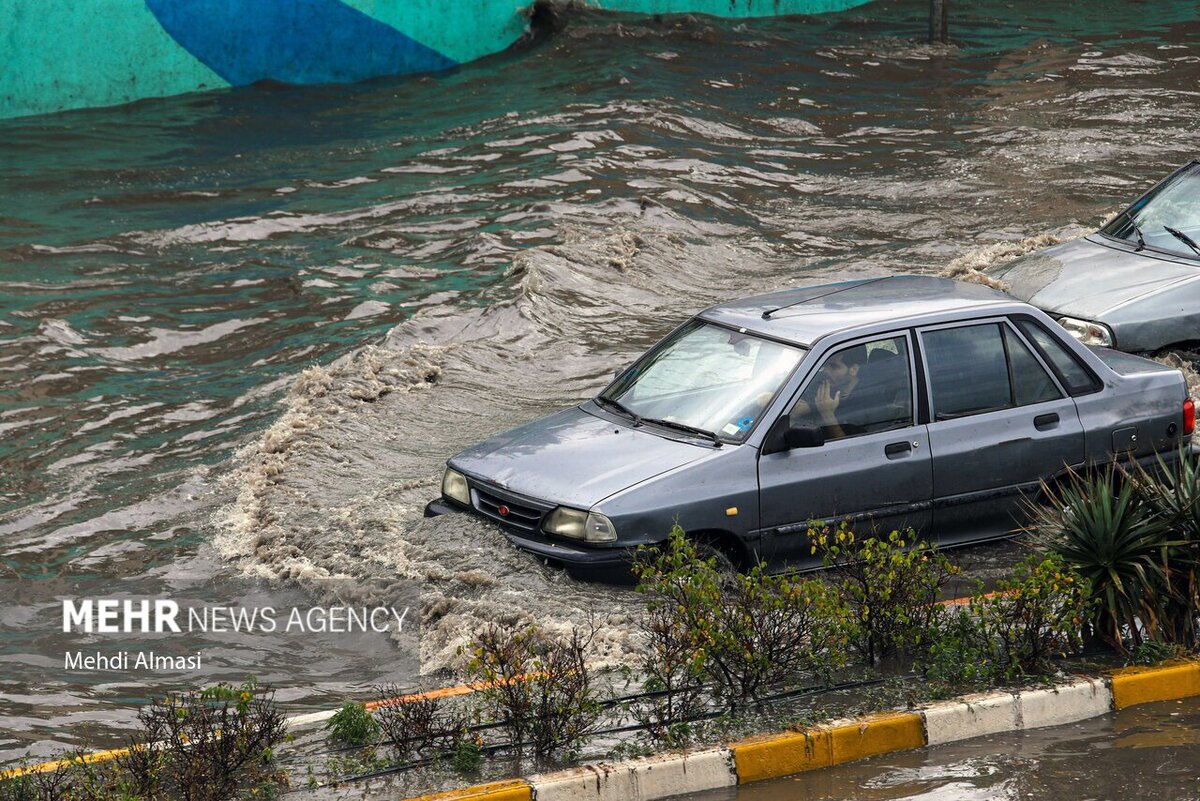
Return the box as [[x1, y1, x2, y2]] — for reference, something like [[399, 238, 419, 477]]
[[599, 444, 763, 556], [993, 237, 1199, 317], [447, 405, 710, 510], [914, 317, 1088, 542], [925, 398, 1085, 542], [1077, 348, 1185, 461], [758, 422, 934, 565]]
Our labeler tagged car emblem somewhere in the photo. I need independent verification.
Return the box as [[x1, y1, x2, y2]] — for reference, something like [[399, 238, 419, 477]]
[[497, 505, 510, 517]]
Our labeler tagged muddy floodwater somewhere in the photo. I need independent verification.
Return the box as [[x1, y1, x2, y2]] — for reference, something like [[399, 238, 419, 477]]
[[689, 696, 1200, 801], [3, 0, 1200, 762]]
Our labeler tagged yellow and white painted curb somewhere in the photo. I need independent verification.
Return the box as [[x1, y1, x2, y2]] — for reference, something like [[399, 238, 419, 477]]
[[400, 660, 1200, 801]]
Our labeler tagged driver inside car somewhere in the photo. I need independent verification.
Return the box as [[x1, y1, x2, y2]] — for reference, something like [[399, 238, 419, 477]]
[[788, 345, 872, 440]]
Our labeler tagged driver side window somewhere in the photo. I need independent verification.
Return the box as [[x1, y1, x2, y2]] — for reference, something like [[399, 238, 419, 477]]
[[787, 336, 914, 442]]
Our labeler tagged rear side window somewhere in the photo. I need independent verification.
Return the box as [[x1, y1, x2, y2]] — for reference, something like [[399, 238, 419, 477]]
[[1016, 319, 1100, 395], [922, 322, 1067, 420], [1004, 326, 1063, 405]]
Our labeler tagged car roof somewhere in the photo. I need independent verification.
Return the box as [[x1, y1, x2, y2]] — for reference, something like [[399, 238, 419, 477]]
[[698, 275, 1018, 347]]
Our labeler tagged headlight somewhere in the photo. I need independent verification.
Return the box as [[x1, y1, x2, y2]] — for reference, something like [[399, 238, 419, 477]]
[[543, 507, 617, 544], [1058, 317, 1114, 348], [441, 468, 470, 505]]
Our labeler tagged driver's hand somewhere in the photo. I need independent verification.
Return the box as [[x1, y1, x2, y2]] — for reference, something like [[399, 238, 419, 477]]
[[815, 380, 841, 422]]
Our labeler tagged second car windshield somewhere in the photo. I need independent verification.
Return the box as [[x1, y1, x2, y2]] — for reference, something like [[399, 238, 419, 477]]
[[1102, 162, 1200, 259], [601, 320, 805, 442]]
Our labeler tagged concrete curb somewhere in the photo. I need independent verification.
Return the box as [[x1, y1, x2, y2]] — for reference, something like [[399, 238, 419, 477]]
[[402, 661, 1199, 801], [530, 748, 736, 801], [1110, 660, 1200, 709]]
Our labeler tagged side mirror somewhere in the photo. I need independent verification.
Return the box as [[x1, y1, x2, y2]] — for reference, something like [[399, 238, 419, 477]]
[[785, 425, 825, 449], [763, 418, 825, 454]]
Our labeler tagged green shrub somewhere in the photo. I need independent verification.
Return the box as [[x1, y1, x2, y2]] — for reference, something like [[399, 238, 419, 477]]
[[705, 569, 848, 705], [0, 680, 287, 801], [449, 739, 484, 774], [130, 679, 287, 801], [972, 553, 1092, 680], [920, 605, 991, 691], [325, 702, 380, 748], [464, 622, 601, 761], [809, 523, 958, 664], [919, 555, 1091, 687], [373, 688, 471, 759], [0, 752, 136, 801], [1125, 640, 1189, 666], [632, 526, 849, 717], [627, 532, 710, 745]]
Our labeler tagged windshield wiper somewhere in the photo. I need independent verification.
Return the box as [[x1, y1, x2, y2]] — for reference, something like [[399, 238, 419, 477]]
[[1163, 225, 1200, 257], [595, 395, 641, 425], [640, 416, 722, 446], [1120, 210, 1146, 251]]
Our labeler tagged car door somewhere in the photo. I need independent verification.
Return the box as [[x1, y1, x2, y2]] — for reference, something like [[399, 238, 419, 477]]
[[918, 318, 1085, 545], [757, 332, 933, 567]]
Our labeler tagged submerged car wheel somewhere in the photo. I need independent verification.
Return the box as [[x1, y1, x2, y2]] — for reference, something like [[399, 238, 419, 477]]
[[692, 537, 740, 577]]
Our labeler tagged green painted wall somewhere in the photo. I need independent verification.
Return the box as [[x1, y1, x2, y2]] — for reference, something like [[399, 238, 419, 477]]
[[0, 0, 871, 121], [0, 0, 228, 119]]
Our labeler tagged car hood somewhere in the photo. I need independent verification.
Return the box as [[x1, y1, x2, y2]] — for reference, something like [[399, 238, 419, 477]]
[[449, 405, 710, 509], [989, 236, 1200, 316]]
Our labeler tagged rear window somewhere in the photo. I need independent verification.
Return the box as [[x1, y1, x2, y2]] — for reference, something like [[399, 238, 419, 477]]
[[1016, 319, 1100, 395]]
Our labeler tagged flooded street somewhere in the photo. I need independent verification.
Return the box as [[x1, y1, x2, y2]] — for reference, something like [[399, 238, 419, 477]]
[[4, 0, 1200, 761], [689, 696, 1200, 801]]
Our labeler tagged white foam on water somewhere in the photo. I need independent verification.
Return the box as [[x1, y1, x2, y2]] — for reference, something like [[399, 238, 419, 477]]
[[213, 217, 796, 674]]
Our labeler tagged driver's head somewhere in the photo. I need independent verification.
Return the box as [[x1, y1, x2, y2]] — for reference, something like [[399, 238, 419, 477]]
[[820, 346, 867, 392]]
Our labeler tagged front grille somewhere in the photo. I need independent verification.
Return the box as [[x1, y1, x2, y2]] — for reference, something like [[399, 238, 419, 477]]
[[472, 486, 545, 532]]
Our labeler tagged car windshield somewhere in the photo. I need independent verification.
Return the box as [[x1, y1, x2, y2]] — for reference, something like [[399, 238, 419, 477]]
[[1101, 162, 1200, 259], [601, 320, 805, 442]]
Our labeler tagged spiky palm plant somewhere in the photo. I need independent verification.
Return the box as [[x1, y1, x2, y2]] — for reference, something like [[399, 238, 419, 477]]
[[1135, 447, 1200, 648], [1026, 464, 1174, 650]]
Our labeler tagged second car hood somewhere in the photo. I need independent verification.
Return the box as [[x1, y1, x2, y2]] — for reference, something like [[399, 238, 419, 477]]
[[989, 236, 1200, 316], [449, 405, 710, 509]]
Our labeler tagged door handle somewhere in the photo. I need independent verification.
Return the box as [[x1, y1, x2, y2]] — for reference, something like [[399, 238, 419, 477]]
[[1034, 412, 1060, 431], [885, 441, 912, 459]]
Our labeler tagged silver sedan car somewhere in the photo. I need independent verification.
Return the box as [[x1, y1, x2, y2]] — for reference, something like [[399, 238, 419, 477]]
[[987, 160, 1200, 354]]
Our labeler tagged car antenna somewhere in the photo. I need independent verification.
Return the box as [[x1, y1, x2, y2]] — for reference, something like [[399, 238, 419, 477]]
[[761, 275, 894, 319]]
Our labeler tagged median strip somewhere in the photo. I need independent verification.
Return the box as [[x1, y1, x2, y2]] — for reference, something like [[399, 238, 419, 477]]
[[392, 661, 1195, 801], [7, 661, 1197, 792]]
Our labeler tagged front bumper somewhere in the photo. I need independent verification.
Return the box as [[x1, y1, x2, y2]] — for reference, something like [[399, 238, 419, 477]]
[[424, 498, 636, 583]]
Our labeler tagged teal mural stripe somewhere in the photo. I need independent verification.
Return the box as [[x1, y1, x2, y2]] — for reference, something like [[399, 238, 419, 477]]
[[0, 0, 227, 120], [0, 0, 873, 121]]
